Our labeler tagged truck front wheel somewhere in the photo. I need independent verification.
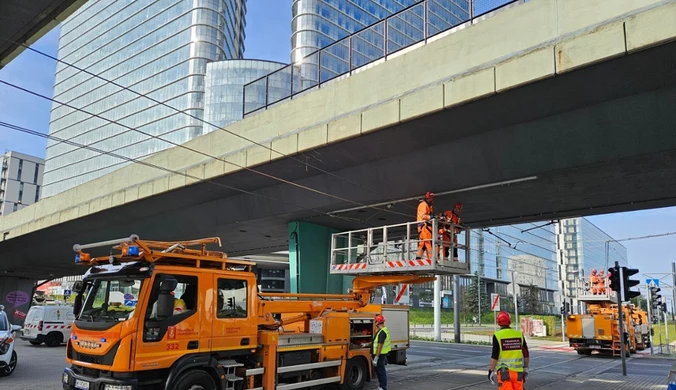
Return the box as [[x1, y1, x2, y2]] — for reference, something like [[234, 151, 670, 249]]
[[172, 370, 216, 390], [340, 358, 367, 390]]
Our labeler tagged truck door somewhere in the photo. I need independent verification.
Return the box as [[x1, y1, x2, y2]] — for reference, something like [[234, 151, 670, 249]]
[[212, 275, 256, 353], [136, 272, 202, 371]]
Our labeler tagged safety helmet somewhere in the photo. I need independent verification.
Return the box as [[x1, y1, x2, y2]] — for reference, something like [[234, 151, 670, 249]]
[[424, 192, 435, 201], [598, 269, 604, 275], [454, 202, 463, 211], [173, 298, 187, 314], [497, 311, 511, 327], [591, 269, 597, 275], [444, 210, 452, 219], [375, 314, 385, 324]]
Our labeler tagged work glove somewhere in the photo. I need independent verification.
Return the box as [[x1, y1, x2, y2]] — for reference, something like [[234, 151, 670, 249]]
[[523, 368, 529, 382], [487, 370, 496, 384], [373, 356, 379, 366]]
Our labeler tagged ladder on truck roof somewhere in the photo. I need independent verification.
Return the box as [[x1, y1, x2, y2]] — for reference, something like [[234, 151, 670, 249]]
[[330, 219, 470, 276], [573, 276, 617, 303]]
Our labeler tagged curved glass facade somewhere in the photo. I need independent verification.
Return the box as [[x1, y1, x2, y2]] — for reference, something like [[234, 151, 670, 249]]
[[204, 60, 288, 130], [42, 0, 247, 198], [291, 0, 470, 62]]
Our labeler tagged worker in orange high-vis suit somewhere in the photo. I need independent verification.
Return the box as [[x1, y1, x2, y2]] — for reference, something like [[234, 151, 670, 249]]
[[449, 202, 463, 261], [488, 312, 529, 390], [416, 192, 435, 261], [438, 210, 453, 261], [597, 269, 606, 294], [589, 269, 599, 294]]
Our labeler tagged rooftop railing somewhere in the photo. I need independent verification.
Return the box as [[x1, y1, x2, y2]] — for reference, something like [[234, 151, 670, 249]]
[[243, 0, 522, 116]]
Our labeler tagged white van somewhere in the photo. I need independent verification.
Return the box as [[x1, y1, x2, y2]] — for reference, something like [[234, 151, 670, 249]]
[[20, 305, 75, 347]]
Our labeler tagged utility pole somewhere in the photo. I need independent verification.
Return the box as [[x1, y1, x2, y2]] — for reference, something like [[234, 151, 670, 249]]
[[454, 274, 460, 343], [511, 270, 519, 326], [477, 273, 481, 326], [647, 283, 654, 355], [617, 262, 627, 376], [664, 310, 670, 354], [672, 262, 676, 321]]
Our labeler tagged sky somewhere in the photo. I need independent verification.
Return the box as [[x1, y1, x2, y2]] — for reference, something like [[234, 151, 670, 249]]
[[0, 0, 674, 283]]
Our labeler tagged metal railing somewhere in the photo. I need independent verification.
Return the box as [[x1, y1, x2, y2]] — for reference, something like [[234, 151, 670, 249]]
[[243, 0, 521, 116]]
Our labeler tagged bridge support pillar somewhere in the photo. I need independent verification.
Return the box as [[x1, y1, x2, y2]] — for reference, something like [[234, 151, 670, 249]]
[[0, 276, 35, 325], [288, 222, 349, 294]]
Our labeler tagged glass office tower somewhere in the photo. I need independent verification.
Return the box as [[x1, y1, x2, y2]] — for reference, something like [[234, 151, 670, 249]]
[[291, 0, 471, 62], [42, 0, 247, 198], [204, 60, 288, 130]]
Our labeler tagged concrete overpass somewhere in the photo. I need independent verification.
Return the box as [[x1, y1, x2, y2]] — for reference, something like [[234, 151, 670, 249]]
[[0, 0, 86, 69], [0, 0, 675, 290]]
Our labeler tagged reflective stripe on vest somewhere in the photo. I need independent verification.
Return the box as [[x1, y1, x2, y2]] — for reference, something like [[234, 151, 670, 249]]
[[373, 327, 392, 355], [495, 328, 525, 372]]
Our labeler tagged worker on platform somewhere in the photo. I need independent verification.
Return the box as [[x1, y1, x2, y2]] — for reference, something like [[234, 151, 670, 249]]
[[416, 192, 435, 261], [597, 269, 606, 294], [589, 269, 599, 294], [372, 314, 391, 390], [438, 210, 453, 260], [488, 311, 530, 390], [449, 202, 463, 261]]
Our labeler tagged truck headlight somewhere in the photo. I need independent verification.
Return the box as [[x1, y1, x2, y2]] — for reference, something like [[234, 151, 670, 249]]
[[62, 372, 69, 384], [104, 385, 133, 390]]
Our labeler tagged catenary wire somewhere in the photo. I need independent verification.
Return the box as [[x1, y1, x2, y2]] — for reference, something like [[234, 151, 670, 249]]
[[0, 79, 411, 219], [3, 38, 412, 210], [0, 120, 375, 226]]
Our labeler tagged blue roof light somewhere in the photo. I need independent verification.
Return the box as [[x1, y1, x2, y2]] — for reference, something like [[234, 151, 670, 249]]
[[127, 246, 140, 256], [75, 254, 80, 263]]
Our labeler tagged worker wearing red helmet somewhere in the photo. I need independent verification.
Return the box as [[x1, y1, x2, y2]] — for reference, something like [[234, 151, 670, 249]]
[[488, 311, 530, 390], [415, 192, 435, 261], [449, 202, 463, 261], [372, 314, 391, 390], [438, 210, 453, 260]]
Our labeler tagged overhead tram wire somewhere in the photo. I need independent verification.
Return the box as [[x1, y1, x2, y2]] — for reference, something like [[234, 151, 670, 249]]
[[2, 38, 413, 211], [0, 79, 410, 220], [0, 120, 371, 226]]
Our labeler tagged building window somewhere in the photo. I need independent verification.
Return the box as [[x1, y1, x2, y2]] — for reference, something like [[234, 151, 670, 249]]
[[12, 203, 17, 212], [34, 164, 39, 184], [35, 185, 40, 203], [18, 182, 23, 203], [217, 278, 247, 318], [17, 159, 23, 180]]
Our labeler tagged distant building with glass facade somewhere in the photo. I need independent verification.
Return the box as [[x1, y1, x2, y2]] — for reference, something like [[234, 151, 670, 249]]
[[556, 218, 629, 300], [204, 60, 287, 130], [42, 0, 247, 198]]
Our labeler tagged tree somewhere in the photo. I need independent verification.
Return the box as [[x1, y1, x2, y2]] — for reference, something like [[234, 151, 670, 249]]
[[630, 296, 647, 311], [463, 272, 489, 315], [522, 284, 542, 314]]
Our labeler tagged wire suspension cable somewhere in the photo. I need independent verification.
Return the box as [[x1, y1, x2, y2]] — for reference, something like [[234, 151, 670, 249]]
[[0, 120, 369, 226], [3, 38, 410, 210], [0, 79, 410, 219]]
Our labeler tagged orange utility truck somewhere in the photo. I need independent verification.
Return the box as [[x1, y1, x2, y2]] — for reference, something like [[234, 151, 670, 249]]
[[566, 273, 640, 357], [62, 219, 470, 390]]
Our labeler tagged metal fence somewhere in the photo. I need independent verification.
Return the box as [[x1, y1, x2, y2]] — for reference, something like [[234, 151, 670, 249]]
[[243, 0, 521, 116]]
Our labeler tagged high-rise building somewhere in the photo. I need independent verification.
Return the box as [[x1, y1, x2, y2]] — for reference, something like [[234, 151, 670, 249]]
[[291, 0, 471, 63], [42, 0, 247, 199], [556, 218, 629, 300], [204, 60, 288, 129], [0, 151, 45, 216]]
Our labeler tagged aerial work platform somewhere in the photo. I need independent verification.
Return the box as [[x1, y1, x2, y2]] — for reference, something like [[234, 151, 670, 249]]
[[574, 276, 617, 302], [330, 219, 470, 276]]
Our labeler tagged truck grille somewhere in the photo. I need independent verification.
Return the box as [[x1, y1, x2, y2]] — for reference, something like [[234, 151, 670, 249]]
[[73, 351, 104, 365]]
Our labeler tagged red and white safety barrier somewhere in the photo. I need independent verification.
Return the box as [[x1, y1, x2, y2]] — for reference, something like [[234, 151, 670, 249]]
[[332, 263, 368, 271]]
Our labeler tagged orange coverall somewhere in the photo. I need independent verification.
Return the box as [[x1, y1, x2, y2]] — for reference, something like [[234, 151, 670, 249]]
[[416, 200, 434, 260]]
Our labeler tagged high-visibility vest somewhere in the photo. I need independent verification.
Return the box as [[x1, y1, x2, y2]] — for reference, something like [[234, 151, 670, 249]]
[[417, 201, 433, 230], [494, 328, 525, 372], [373, 327, 391, 355]]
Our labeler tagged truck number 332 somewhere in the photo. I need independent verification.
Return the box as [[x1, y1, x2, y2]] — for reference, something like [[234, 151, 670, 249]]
[[166, 343, 180, 350]]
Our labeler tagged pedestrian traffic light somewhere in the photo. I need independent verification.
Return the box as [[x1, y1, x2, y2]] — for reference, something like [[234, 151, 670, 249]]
[[621, 267, 640, 300], [608, 266, 620, 293]]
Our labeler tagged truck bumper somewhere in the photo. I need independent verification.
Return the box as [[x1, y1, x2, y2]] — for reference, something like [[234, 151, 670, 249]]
[[62, 367, 138, 390]]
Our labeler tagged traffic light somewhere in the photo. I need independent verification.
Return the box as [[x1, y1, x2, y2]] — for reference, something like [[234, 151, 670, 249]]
[[621, 267, 641, 300], [227, 297, 234, 307], [608, 266, 620, 293], [650, 286, 662, 307]]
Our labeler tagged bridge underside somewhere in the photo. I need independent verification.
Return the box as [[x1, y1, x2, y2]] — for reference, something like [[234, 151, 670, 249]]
[[1, 41, 675, 279]]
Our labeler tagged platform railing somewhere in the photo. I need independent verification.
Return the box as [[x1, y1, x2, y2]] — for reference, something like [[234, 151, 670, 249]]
[[330, 219, 470, 275], [575, 277, 617, 301], [243, 0, 522, 115]]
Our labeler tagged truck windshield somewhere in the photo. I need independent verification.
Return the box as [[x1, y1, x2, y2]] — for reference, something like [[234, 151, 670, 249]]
[[78, 279, 144, 323]]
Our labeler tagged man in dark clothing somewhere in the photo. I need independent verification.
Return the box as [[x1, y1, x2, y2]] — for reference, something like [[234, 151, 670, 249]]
[[372, 314, 391, 390]]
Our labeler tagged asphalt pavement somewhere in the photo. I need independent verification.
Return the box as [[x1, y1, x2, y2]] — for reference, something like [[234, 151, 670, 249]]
[[2, 339, 673, 389]]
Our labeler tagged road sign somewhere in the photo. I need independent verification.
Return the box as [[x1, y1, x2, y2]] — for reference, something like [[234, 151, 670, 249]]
[[646, 278, 660, 288], [63, 290, 71, 299], [394, 284, 409, 305], [491, 293, 500, 311]]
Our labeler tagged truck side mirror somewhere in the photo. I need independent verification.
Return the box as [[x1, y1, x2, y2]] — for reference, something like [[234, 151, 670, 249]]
[[157, 276, 178, 319], [11, 325, 21, 332], [73, 281, 84, 293], [73, 294, 83, 317]]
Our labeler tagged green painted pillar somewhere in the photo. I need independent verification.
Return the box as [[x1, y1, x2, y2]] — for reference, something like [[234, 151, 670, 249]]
[[288, 221, 346, 294]]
